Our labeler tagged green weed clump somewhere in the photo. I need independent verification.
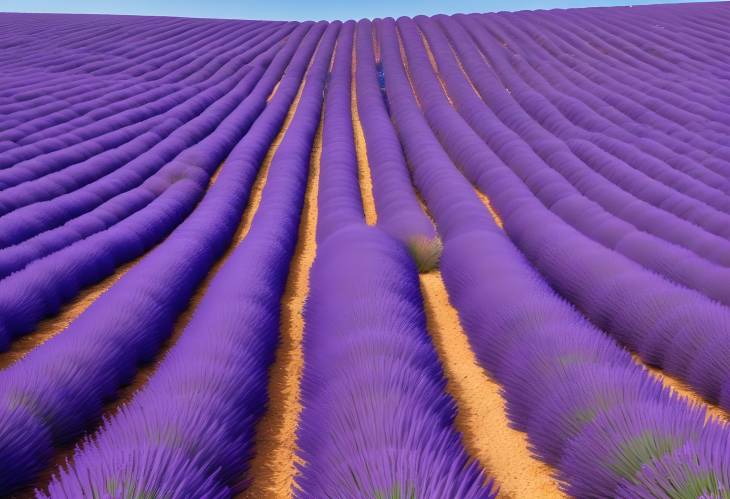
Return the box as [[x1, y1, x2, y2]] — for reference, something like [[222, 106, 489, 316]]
[[406, 235, 443, 273]]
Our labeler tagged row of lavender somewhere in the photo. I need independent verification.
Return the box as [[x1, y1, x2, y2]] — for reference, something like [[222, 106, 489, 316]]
[[296, 21, 491, 497], [0, 15, 489, 497], [1, 3, 730, 497], [0, 17, 316, 492], [372, 11, 730, 497], [410, 10, 730, 409], [6, 17, 494, 497], [42, 20, 332, 495], [0, 15, 296, 348]]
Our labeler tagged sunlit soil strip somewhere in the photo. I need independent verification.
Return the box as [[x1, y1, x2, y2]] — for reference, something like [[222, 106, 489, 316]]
[[395, 27, 422, 109], [208, 160, 226, 185], [351, 35, 377, 225], [633, 354, 728, 423], [100, 55, 309, 452], [475, 189, 504, 229], [372, 23, 381, 64], [402, 31, 504, 230], [415, 29, 505, 230], [0, 163, 227, 373], [420, 272, 566, 499], [241, 107, 322, 499], [445, 32, 483, 98], [418, 29, 454, 106], [26, 161, 244, 496], [0, 261, 133, 371], [443, 37, 505, 229], [268, 80, 282, 103], [462, 26, 513, 95]]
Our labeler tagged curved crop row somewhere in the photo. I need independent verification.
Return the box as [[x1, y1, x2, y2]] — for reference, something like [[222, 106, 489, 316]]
[[491, 12, 730, 166], [0, 22, 322, 493], [0, 28, 300, 281], [483, 11, 730, 193], [422, 15, 730, 308], [491, 13, 730, 198], [546, 9, 730, 118], [0, 19, 279, 125], [11, 21, 288, 147], [1, 5, 730, 497], [0, 66, 263, 248], [0, 21, 282, 149], [373, 16, 730, 497], [516, 11, 728, 168], [315, 22, 364, 242], [455, 14, 730, 252], [0, 27, 287, 211], [0, 40, 292, 348], [533, 10, 730, 130], [296, 22, 490, 496], [39, 22, 335, 497], [477, 13, 730, 226], [353, 21, 439, 270], [464, 13, 727, 240], [297, 226, 493, 498], [410, 13, 730, 408]]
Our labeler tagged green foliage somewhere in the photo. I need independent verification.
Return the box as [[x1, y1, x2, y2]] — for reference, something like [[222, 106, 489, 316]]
[[374, 483, 417, 499], [406, 235, 443, 273], [670, 471, 728, 499], [611, 431, 681, 482]]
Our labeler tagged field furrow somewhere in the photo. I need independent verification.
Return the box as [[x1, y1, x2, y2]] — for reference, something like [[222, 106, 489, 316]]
[[2, 4, 730, 497]]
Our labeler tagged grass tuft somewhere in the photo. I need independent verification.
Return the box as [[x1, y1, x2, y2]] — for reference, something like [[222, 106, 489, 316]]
[[406, 235, 443, 273]]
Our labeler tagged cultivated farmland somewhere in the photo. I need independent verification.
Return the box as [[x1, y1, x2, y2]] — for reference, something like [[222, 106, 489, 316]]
[[1, 3, 730, 497]]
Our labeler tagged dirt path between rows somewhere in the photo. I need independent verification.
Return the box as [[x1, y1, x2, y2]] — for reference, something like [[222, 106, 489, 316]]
[[420, 271, 566, 499], [241, 102, 322, 499]]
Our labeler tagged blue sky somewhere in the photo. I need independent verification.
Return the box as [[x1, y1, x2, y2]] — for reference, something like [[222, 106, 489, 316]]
[[0, 0, 717, 21]]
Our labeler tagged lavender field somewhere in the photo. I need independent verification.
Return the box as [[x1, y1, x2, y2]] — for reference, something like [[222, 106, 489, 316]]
[[1, 2, 730, 497]]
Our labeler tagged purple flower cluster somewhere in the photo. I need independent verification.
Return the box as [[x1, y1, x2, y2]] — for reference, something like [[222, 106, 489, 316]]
[[0, 22, 293, 348], [397, 12, 730, 414], [297, 226, 493, 498], [433, 12, 730, 309], [372, 14, 730, 497], [1, 3, 730, 497], [316, 22, 364, 242], [296, 22, 492, 497], [35, 21, 335, 497], [354, 21, 439, 262], [0, 21, 320, 493]]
